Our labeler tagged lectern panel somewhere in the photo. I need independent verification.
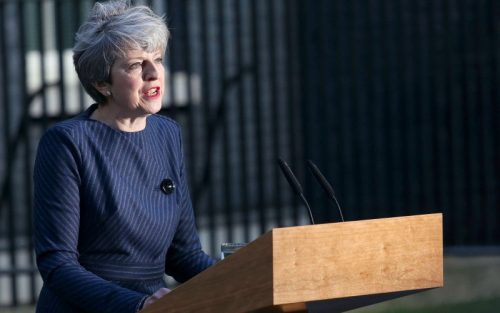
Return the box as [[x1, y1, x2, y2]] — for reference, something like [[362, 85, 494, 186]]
[[141, 214, 443, 313]]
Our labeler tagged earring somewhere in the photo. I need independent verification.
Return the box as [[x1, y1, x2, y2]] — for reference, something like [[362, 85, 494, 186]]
[[105, 90, 112, 96]]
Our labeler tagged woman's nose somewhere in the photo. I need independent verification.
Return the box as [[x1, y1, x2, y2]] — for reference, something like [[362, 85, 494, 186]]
[[144, 62, 160, 81]]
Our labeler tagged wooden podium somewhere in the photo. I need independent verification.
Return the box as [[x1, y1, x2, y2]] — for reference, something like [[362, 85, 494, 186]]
[[141, 213, 443, 313]]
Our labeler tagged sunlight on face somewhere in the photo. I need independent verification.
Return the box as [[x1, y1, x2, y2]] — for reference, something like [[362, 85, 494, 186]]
[[107, 49, 165, 118]]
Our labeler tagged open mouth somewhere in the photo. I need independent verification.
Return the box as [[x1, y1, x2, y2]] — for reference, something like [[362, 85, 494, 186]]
[[144, 87, 160, 97]]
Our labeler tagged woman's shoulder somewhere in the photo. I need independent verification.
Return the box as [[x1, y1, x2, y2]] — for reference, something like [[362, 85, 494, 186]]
[[149, 114, 182, 135], [150, 113, 180, 127], [35, 116, 90, 166], [43, 113, 90, 139], [38, 108, 97, 149]]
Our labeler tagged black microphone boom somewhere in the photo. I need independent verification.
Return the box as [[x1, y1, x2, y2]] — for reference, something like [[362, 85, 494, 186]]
[[306, 160, 345, 222], [277, 158, 315, 224]]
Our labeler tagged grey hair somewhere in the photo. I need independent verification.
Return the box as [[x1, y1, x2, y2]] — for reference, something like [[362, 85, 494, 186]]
[[73, 0, 169, 104]]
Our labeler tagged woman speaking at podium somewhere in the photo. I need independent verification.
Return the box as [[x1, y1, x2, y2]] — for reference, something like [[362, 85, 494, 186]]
[[33, 1, 215, 312]]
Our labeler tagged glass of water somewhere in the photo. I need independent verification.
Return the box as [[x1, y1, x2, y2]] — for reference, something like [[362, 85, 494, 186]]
[[220, 242, 247, 259]]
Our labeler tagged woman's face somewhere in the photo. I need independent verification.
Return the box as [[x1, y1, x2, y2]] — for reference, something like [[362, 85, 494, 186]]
[[106, 49, 165, 117]]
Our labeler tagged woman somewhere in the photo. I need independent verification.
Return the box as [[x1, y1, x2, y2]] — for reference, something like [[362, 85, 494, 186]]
[[33, 1, 215, 312]]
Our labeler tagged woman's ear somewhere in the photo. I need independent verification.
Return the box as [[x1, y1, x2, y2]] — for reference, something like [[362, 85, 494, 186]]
[[93, 81, 112, 97]]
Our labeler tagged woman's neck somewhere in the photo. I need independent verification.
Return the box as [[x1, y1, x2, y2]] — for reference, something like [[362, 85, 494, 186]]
[[90, 104, 148, 132]]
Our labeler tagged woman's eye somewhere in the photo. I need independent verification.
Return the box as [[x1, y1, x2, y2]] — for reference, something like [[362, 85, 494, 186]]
[[129, 62, 142, 70], [155, 58, 163, 64]]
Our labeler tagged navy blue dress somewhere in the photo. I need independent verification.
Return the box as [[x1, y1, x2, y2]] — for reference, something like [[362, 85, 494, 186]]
[[34, 105, 215, 313]]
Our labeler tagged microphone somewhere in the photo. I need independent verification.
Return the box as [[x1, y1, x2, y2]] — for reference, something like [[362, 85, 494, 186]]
[[277, 158, 315, 224], [306, 160, 345, 222]]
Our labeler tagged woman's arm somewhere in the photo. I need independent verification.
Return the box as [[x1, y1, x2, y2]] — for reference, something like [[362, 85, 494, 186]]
[[34, 126, 147, 313], [164, 128, 216, 282]]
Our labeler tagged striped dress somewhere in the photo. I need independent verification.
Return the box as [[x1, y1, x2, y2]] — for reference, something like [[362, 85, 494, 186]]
[[34, 104, 215, 313]]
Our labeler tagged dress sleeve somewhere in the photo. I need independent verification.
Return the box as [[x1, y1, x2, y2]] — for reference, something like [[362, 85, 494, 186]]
[[164, 128, 216, 282], [34, 127, 146, 313]]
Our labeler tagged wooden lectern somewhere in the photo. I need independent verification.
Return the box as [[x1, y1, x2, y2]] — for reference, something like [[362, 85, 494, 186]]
[[141, 213, 443, 313]]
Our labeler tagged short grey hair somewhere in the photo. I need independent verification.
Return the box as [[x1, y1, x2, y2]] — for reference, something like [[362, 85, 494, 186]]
[[73, 0, 169, 104]]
